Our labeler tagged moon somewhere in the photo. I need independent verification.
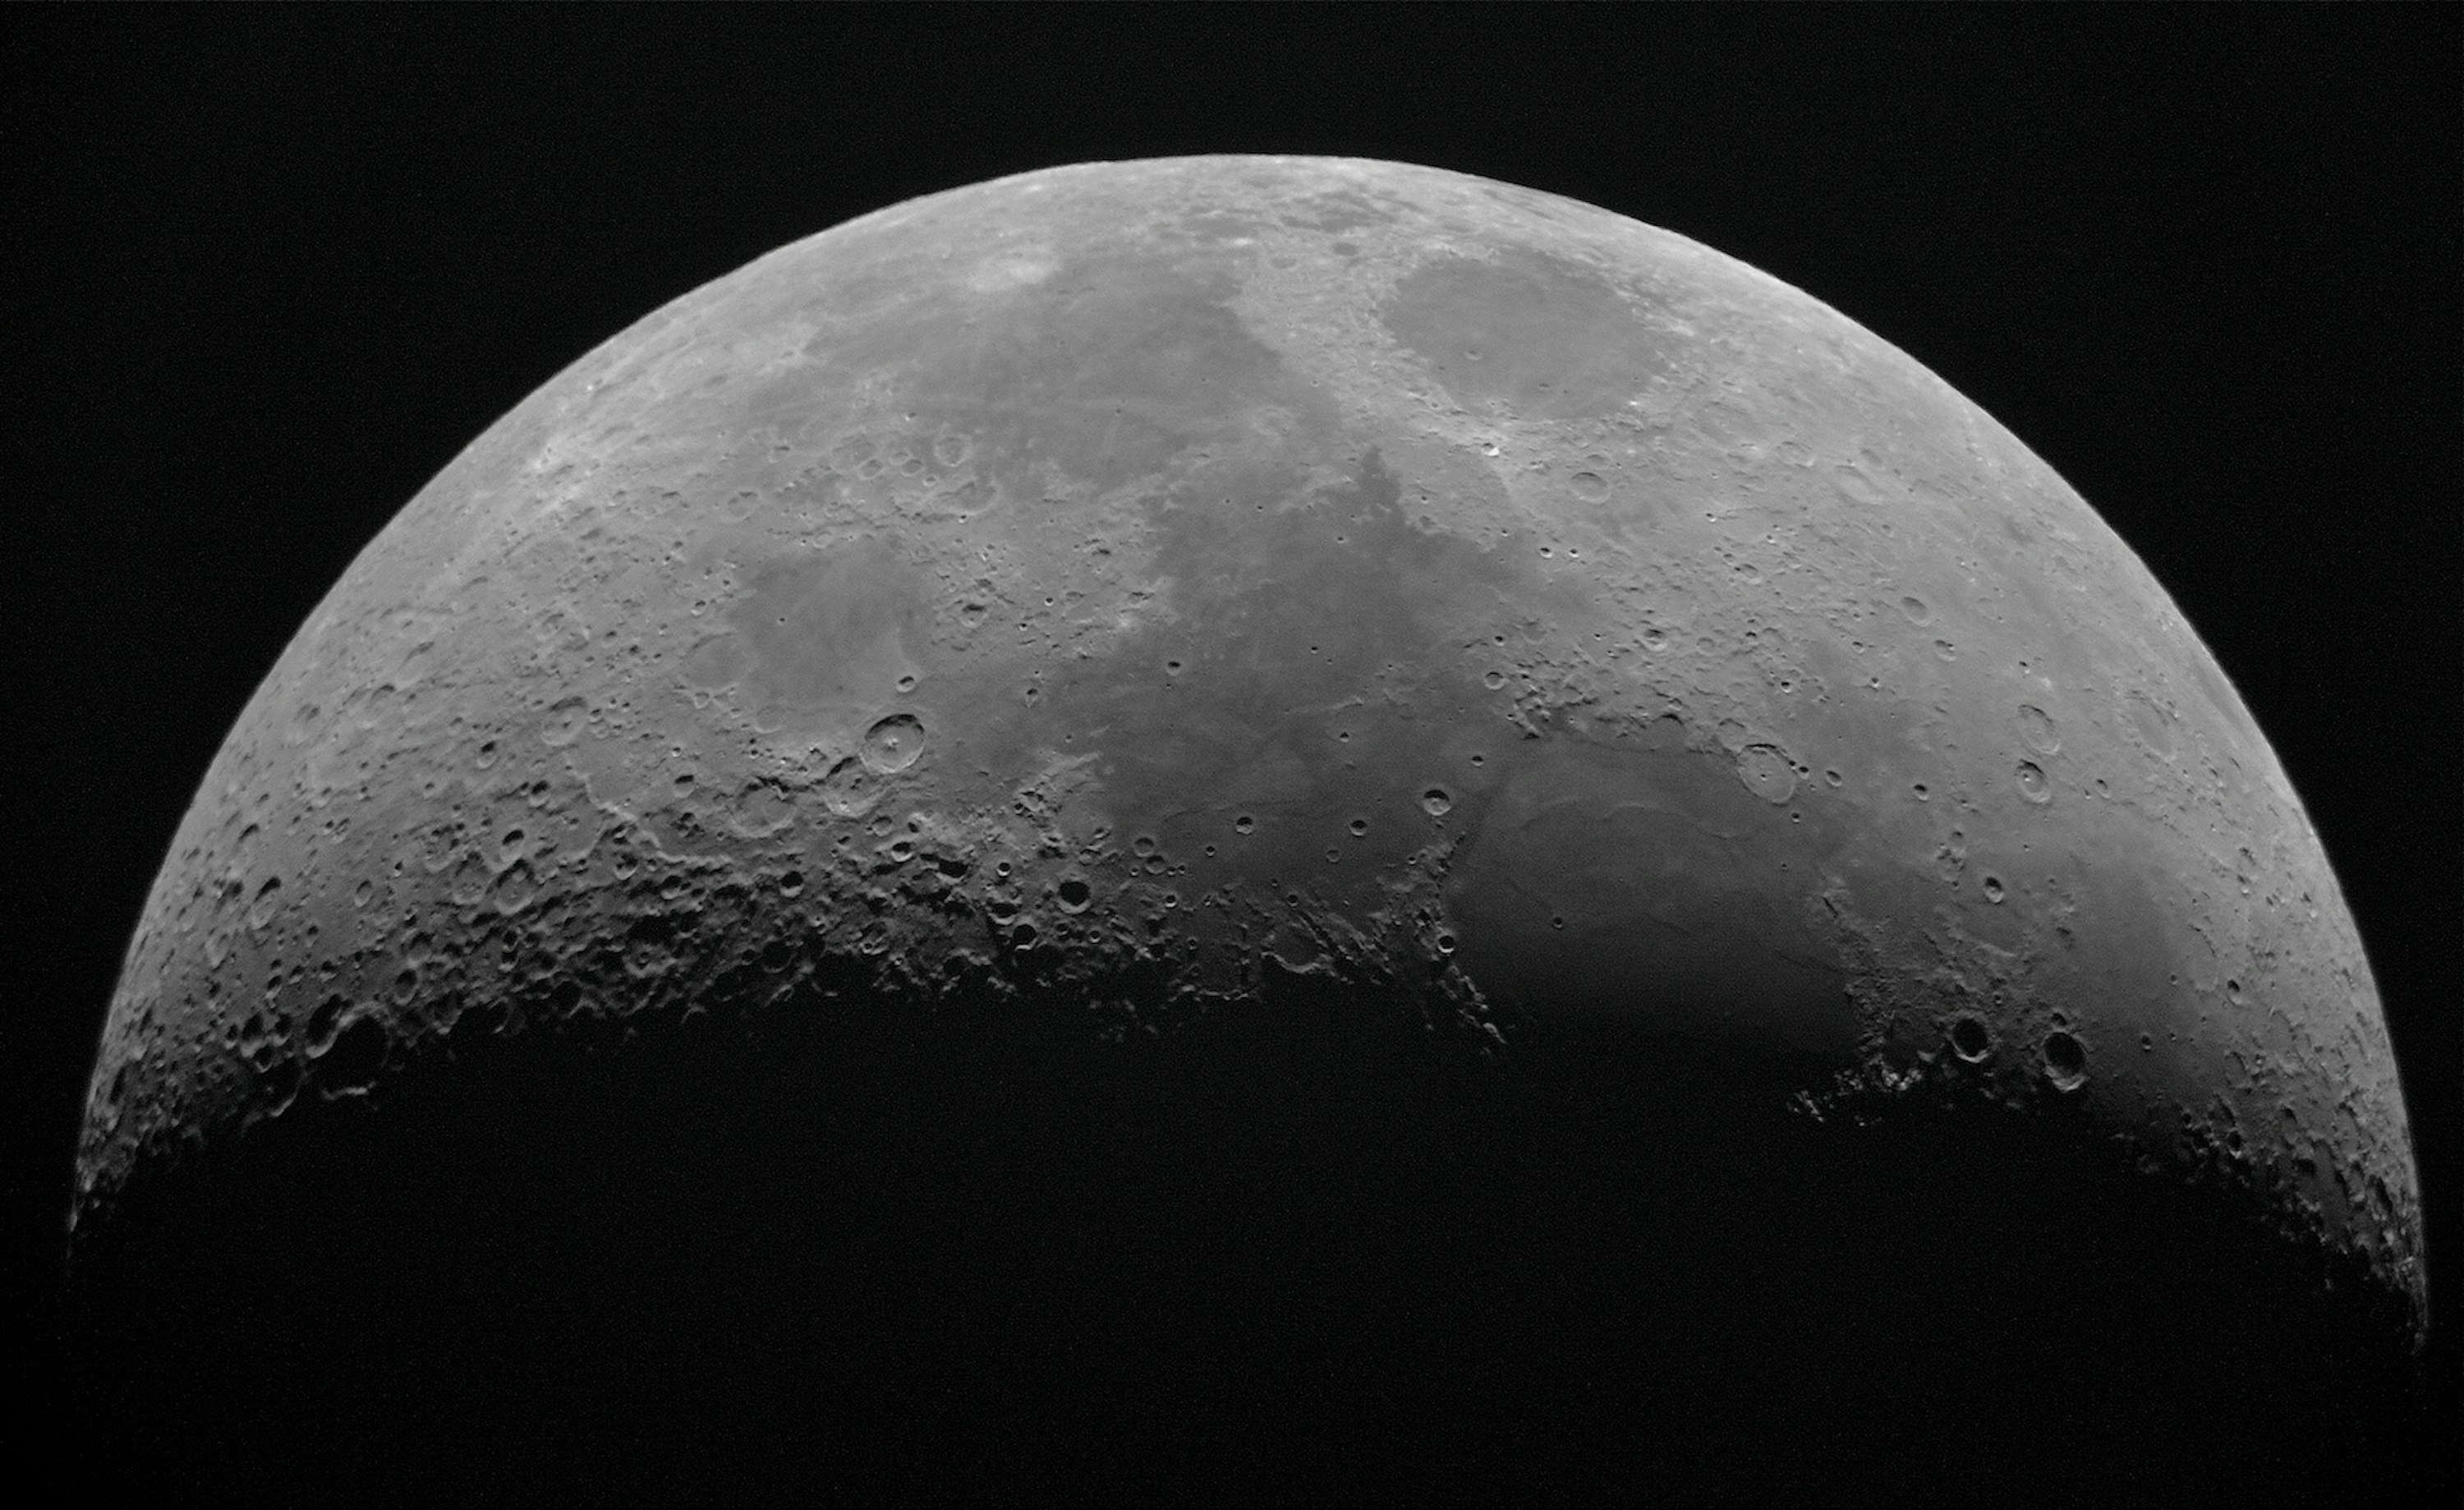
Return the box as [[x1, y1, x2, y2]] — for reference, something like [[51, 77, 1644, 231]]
[[71, 156, 2426, 1499]]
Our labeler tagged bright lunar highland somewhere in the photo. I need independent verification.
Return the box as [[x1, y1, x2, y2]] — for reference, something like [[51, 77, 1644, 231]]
[[76, 158, 2425, 1460]]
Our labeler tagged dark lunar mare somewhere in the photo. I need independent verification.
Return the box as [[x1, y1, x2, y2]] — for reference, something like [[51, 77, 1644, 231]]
[[61, 154, 2432, 1503], [66, 990, 2426, 1506]]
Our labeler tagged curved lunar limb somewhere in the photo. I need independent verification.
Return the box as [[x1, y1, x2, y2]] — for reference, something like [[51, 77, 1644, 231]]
[[68, 156, 2426, 1502]]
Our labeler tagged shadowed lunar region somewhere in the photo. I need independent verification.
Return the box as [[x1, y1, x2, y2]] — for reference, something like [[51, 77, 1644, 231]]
[[68, 157, 2427, 1503]]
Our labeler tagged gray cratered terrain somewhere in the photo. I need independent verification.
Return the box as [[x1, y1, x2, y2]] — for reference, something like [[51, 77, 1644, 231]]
[[70, 157, 2426, 1498]]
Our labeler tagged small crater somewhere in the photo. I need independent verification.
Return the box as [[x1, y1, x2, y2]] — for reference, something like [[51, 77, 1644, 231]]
[[779, 870, 805, 898], [1568, 471, 1609, 502], [246, 877, 283, 932], [1435, 931, 1458, 956], [1421, 787, 1453, 817], [2015, 762, 2052, 803], [820, 757, 879, 817], [1348, 817, 1369, 837], [1835, 466, 1883, 505], [489, 860, 540, 915], [306, 994, 347, 1056], [1056, 877, 1092, 914], [540, 697, 590, 747], [861, 714, 926, 774], [2016, 704, 2060, 755], [2126, 692, 2178, 760], [319, 1016, 388, 1095], [1234, 814, 1256, 836], [2042, 1030, 2088, 1091], [1950, 1015, 1992, 1063], [1898, 595, 1933, 626], [1735, 744, 1797, 805], [257, 1056, 300, 1109], [1982, 875, 2007, 904]]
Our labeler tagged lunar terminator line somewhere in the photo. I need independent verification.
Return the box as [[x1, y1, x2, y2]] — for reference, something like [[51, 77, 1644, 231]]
[[69, 156, 2426, 1494]]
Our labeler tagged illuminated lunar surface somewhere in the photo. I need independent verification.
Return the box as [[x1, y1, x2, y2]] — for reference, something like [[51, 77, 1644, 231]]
[[70, 156, 2425, 1498]]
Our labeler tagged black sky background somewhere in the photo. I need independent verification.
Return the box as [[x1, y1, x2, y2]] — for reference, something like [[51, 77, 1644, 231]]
[[7, 6, 2457, 1499]]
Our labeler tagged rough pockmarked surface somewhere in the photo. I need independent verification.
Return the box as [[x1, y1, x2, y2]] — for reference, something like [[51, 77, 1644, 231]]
[[79, 159, 2420, 1339]]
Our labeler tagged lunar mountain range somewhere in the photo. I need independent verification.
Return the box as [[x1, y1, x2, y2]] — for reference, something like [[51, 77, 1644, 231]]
[[67, 156, 2426, 1498]]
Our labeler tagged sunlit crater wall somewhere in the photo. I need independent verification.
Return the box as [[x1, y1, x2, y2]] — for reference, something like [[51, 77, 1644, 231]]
[[77, 157, 2420, 1325]]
